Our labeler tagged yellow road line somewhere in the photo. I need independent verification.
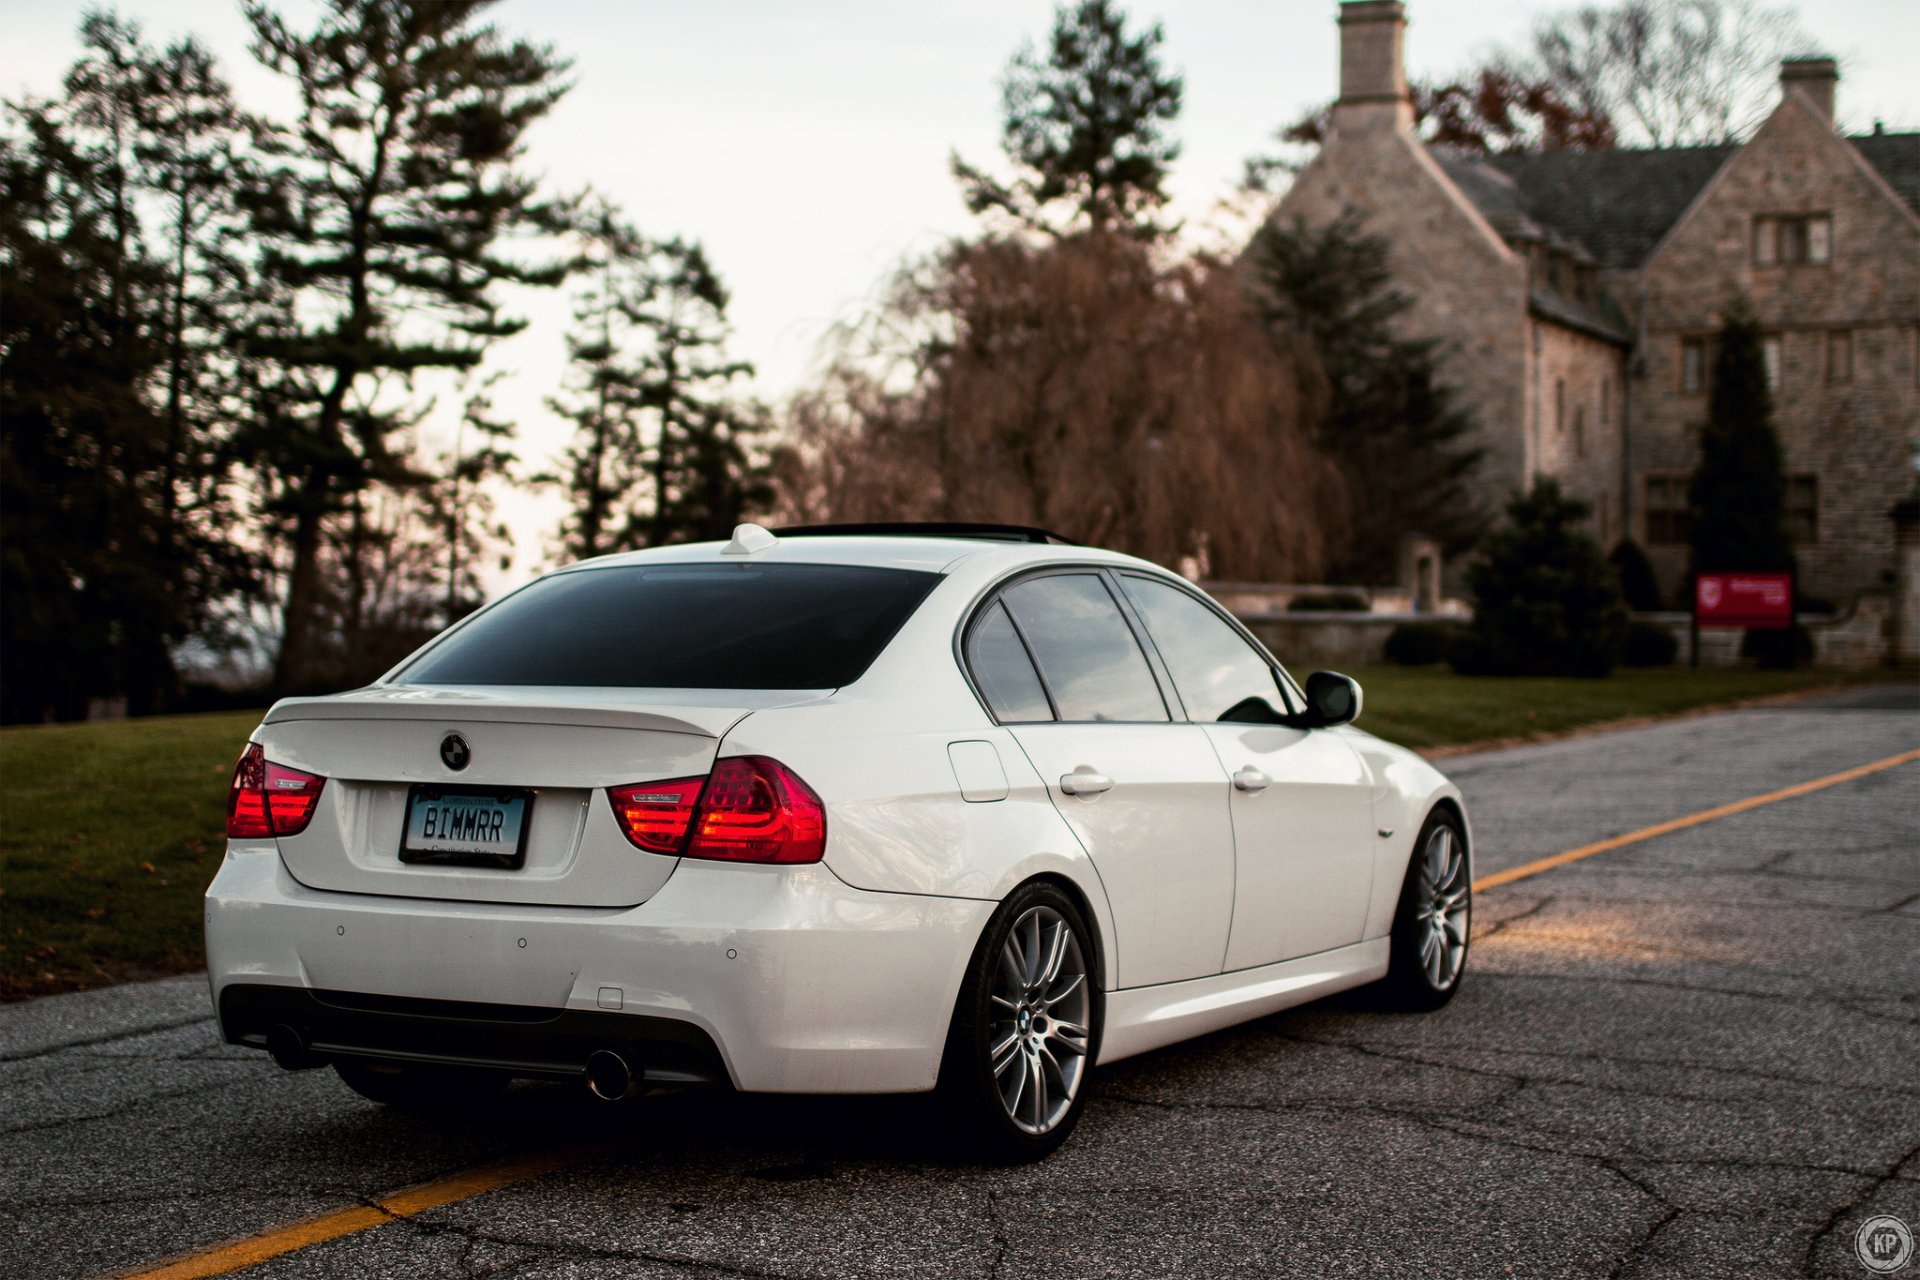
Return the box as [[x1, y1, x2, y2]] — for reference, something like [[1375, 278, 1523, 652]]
[[107, 1144, 603, 1280], [1473, 746, 1920, 892], [103, 747, 1920, 1280]]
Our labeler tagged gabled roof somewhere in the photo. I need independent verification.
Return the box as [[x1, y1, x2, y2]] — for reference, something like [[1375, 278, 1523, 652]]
[[1432, 133, 1920, 271], [1851, 133, 1920, 218]]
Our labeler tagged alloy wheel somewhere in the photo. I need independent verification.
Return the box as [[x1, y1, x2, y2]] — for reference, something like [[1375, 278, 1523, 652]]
[[987, 905, 1091, 1134], [1414, 824, 1469, 990]]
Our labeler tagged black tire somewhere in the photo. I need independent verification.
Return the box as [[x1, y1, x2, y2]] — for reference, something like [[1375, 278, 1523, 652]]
[[938, 881, 1102, 1163], [333, 1058, 508, 1110], [1381, 809, 1471, 1011]]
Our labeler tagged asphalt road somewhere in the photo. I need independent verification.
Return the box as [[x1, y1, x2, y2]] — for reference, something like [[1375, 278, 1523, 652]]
[[4, 686, 1916, 1280]]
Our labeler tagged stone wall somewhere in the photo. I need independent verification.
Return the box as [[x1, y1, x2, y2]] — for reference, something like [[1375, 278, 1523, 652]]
[[1530, 319, 1632, 545], [1631, 90, 1920, 604], [1240, 613, 1416, 670], [1639, 594, 1895, 670], [1272, 106, 1534, 503]]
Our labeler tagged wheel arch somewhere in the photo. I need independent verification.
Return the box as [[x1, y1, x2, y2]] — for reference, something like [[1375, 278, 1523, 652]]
[[1387, 793, 1473, 903]]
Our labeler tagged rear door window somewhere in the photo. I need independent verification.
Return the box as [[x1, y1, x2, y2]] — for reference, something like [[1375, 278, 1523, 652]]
[[1000, 574, 1168, 723], [965, 602, 1054, 722], [398, 563, 938, 689], [1120, 574, 1291, 723]]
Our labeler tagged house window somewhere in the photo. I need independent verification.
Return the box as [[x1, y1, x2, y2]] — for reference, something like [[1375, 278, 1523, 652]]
[[1787, 475, 1819, 544], [1575, 406, 1587, 457], [1555, 378, 1566, 432], [1681, 338, 1706, 394], [1601, 377, 1612, 425], [1827, 330, 1853, 383], [1762, 334, 1784, 391], [1645, 475, 1690, 546], [1753, 214, 1832, 266]]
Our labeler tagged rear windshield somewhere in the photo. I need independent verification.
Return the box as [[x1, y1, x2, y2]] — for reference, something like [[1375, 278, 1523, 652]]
[[396, 563, 940, 689]]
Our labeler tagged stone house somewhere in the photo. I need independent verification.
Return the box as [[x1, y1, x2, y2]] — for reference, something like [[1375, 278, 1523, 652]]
[[1267, 0, 1920, 606]]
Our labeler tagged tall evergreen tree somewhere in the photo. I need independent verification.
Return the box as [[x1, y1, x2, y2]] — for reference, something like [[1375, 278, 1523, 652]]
[[633, 238, 764, 547], [1, 104, 160, 720], [132, 31, 268, 630], [952, 0, 1183, 238], [1689, 305, 1793, 574], [1, 11, 260, 719], [1249, 213, 1485, 581], [545, 201, 655, 560], [547, 209, 765, 556], [240, 0, 571, 693]]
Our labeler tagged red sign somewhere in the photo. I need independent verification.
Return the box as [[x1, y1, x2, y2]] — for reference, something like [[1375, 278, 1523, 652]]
[[1694, 573, 1793, 629]]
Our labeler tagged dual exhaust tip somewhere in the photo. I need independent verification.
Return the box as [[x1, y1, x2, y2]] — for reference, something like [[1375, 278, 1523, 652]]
[[265, 1024, 642, 1102]]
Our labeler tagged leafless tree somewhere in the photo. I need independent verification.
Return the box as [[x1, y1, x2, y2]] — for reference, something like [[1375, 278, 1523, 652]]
[[1517, 0, 1811, 147], [773, 235, 1346, 582]]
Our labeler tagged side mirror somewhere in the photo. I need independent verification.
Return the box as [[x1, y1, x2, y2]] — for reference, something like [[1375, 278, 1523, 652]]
[[1304, 671, 1362, 728]]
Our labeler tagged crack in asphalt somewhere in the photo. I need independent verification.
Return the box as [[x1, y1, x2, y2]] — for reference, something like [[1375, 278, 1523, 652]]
[[982, 1187, 1010, 1280], [1799, 1139, 1920, 1275], [1475, 968, 1913, 1008], [0, 1013, 217, 1064]]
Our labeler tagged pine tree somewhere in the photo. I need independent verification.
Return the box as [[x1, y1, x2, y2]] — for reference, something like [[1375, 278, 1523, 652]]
[[241, 0, 570, 692], [1, 11, 260, 719], [631, 238, 762, 547], [1453, 480, 1629, 677], [1249, 213, 1486, 581], [1689, 306, 1793, 575], [547, 206, 765, 556], [952, 0, 1183, 238], [545, 201, 654, 560]]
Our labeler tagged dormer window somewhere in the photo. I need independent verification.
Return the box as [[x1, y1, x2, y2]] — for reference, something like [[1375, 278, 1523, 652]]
[[1753, 214, 1831, 266]]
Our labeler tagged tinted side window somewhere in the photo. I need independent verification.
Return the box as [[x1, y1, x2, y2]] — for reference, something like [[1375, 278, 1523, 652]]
[[966, 603, 1053, 722], [1120, 575, 1288, 723], [1001, 575, 1167, 723]]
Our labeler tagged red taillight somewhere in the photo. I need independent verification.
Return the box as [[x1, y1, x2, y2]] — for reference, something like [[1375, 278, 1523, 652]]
[[226, 742, 326, 839], [607, 756, 826, 865], [607, 777, 705, 854]]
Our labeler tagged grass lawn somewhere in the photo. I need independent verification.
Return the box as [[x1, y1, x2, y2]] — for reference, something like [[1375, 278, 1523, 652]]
[[1347, 664, 1898, 752], [0, 667, 1906, 999], [1, 709, 261, 999]]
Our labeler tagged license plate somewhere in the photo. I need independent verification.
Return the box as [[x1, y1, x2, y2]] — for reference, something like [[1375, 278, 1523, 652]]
[[400, 786, 531, 868]]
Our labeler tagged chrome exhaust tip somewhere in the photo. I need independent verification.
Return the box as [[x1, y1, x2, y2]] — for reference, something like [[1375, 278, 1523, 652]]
[[584, 1048, 640, 1102], [265, 1023, 323, 1071]]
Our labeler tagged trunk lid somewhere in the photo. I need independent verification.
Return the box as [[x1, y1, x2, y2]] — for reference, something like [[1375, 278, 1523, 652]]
[[254, 685, 822, 907]]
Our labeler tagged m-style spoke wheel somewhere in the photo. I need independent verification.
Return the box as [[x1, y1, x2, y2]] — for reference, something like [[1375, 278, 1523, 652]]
[[1384, 811, 1471, 1010], [942, 883, 1101, 1160], [989, 904, 1091, 1135]]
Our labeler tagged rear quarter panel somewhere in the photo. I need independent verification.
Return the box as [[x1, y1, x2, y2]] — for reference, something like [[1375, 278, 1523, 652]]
[[717, 568, 1123, 992]]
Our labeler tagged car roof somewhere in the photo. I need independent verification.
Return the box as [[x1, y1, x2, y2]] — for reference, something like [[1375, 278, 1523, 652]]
[[555, 529, 1170, 578]]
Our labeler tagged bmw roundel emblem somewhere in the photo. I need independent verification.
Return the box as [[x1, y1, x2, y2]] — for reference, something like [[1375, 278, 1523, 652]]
[[440, 733, 471, 771]]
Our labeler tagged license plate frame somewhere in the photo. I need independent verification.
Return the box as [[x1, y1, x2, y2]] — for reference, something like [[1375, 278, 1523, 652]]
[[399, 784, 533, 869]]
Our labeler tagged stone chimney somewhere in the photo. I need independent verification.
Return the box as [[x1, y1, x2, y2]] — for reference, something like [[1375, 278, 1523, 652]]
[[1335, 1, 1413, 133], [1780, 56, 1838, 123]]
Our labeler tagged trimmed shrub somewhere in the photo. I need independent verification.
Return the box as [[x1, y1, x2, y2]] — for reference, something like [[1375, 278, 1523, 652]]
[[1450, 480, 1629, 678], [1608, 540, 1664, 611], [1383, 620, 1461, 666], [1741, 624, 1813, 670], [1287, 591, 1369, 613], [1621, 620, 1679, 667]]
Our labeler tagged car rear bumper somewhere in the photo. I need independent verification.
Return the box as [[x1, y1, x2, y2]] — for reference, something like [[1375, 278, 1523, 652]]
[[205, 847, 994, 1093]]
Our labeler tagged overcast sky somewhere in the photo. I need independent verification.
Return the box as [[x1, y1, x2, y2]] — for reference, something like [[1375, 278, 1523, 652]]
[[6, 0, 1916, 576]]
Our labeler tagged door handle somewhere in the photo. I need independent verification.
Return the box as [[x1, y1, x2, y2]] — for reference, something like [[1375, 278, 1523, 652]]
[[1232, 767, 1272, 793], [1059, 768, 1113, 796]]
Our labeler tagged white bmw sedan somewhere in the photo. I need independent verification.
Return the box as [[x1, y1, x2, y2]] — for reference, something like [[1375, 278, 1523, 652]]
[[207, 523, 1471, 1159]]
